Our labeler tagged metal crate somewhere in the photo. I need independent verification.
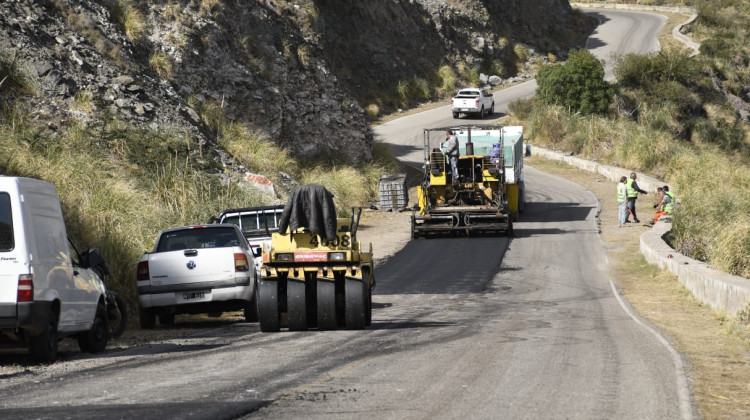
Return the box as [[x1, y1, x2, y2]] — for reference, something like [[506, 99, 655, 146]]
[[378, 173, 408, 211]]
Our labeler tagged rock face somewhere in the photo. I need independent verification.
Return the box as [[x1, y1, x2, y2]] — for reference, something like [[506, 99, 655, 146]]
[[0, 0, 595, 167]]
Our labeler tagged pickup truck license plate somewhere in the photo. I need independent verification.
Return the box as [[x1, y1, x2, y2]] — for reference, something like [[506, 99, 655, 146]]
[[181, 291, 206, 301], [460, 108, 469, 112]]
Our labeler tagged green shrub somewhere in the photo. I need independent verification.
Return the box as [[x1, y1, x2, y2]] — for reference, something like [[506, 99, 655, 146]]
[[97, 117, 202, 179], [461, 66, 480, 87], [508, 97, 538, 120], [699, 36, 733, 60], [536, 49, 613, 115], [0, 50, 36, 97], [513, 44, 530, 63], [437, 65, 457, 96], [695, 118, 747, 153], [669, 149, 750, 277], [396, 79, 410, 108], [615, 50, 700, 91], [411, 77, 430, 102]]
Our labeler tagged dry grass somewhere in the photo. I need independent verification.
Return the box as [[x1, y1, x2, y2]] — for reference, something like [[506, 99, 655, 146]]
[[149, 52, 174, 79], [218, 122, 298, 177], [199, 0, 221, 17], [527, 155, 750, 420], [109, 0, 145, 43], [71, 89, 95, 114]]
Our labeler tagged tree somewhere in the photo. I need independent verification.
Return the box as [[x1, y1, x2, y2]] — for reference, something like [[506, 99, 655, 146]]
[[536, 49, 613, 115]]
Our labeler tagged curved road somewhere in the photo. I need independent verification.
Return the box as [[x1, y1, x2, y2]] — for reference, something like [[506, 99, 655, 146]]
[[0, 9, 694, 420], [374, 9, 666, 168]]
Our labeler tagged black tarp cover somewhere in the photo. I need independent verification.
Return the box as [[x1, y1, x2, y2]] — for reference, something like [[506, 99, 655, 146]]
[[278, 184, 337, 241]]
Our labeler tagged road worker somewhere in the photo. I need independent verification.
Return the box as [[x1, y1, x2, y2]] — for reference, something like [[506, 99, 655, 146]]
[[652, 185, 674, 224], [625, 172, 647, 223], [442, 130, 460, 184]]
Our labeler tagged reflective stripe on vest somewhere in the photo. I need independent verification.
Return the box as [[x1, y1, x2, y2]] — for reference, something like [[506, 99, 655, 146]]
[[626, 178, 638, 198], [664, 191, 675, 213]]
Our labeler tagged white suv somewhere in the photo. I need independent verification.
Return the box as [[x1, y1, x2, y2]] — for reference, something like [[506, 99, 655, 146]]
[[211, 205, 284, 271]]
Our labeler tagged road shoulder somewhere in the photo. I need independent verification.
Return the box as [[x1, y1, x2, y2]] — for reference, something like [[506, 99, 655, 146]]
[[526, 155, 750, 420]]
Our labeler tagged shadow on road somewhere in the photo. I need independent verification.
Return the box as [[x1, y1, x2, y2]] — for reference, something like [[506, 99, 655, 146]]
[[513, 228, 569, 238], [378, 141, 421, 161], [0, 401, 268, 420], [521, 201, 595, 223], [368, 320, 457, 330]]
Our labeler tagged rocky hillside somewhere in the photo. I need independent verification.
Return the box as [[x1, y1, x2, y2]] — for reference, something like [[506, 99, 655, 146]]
[[0, 0, 595, 169]]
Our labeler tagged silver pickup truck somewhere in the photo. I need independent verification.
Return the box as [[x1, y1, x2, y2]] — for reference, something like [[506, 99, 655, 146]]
[[451, 87, 495, 119], [136, 224, 257, 327]]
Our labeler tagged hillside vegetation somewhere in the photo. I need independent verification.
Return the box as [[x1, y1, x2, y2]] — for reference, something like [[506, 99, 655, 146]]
[[513, 0, 750, 278], [0, 0, 593, 306]]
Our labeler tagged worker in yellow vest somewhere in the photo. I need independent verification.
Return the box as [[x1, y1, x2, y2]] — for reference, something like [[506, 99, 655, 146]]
[[625, 172, 647, 223], [617, 176, 628, 227], [652, 185, 675, 224]]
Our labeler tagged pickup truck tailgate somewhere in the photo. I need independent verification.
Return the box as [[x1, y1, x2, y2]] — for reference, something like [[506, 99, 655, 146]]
[[454, 98, 476, 107], [146, 248, 239, 287]]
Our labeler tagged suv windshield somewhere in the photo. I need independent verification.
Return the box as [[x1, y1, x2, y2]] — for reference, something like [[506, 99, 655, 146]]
[[0, 193, 13, 251]]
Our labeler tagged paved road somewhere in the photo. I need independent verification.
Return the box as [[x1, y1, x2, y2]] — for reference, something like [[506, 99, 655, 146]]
[[0, 167, 692, 419], [0, 9, 692, 420]]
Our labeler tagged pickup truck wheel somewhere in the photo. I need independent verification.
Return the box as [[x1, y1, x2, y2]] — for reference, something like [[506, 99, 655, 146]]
[[244, 285, 259, 322], [489, 103, 495, 116], [77, 303, 109, 353], [139, 307, 156, 329], [479, 106, 485, 118], [452, 111, 459, 119], [258, 278, 281, 332], [158, 313, 175, 326], [29, 306, 58, 363]]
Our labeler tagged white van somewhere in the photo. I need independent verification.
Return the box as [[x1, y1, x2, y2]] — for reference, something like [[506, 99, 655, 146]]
[[0, 176, 109, 362]]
